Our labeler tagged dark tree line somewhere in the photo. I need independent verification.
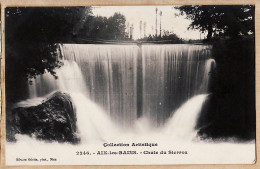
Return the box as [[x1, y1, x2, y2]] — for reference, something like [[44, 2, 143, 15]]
[[79, 13, 127, 40], [6, 7, 127, 79], [175, 5, 254, 40], [138, 33, 183, 43]]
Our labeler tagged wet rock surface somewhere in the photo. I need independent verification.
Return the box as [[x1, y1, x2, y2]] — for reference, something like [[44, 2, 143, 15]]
[[6, 91, 79, 143]]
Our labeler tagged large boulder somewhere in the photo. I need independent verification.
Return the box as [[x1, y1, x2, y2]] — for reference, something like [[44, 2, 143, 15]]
[[6, 91, 79, 143]]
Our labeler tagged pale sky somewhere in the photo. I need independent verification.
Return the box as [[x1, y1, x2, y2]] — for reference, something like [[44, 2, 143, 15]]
[[92, 6, 206, 40]]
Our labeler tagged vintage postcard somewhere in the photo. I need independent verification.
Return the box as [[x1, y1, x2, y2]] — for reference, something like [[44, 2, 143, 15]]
[[4, 5, 256, 165]]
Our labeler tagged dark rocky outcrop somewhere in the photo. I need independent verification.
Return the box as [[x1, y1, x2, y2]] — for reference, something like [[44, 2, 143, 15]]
[[195, 38, 255, 142], [6, 91, 79, 143], [196, 94, 255, 142]]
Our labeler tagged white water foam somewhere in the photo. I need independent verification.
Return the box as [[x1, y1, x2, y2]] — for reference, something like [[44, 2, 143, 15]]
[[164, 94, 208, 141], [7, 90, 255, 165]]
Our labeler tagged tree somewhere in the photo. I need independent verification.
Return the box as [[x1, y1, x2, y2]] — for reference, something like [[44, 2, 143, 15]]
[[80, 12, 127, 40], [87, 16, 109, 39], [107, 13, 127, 40], [5, 7, 129, 101], [5, 7, 93, 101], [6, 7, 93, 78], [175, 5, 254, 40]]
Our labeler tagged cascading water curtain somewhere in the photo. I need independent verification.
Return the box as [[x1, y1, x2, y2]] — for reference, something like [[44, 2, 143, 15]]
[[28, 44, 214, 129]]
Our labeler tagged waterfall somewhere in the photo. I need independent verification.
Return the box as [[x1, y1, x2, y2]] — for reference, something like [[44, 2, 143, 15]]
[[141, 44, 212, 125], [164, 94, 209, 141], [27, 44, 215, 141], [69, 93, 120, 143], [28, 60, 88, 98], [60, 44, 140, 127], [200, 58, 216, 92]]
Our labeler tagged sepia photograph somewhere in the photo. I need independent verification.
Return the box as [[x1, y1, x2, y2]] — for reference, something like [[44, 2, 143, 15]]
[[4, 5, 255, 165]]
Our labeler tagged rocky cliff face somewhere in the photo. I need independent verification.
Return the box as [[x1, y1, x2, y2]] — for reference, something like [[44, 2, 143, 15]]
[[6, 91, 79, 143]]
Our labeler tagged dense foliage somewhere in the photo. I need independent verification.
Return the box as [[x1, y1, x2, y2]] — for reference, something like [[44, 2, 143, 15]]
[[6, 7, 92, 85], [5, 7, 128, 101], [175, 5, 254, 39], [80, 13, 127, 40], [139, 33, 183, 43], [6, 7, 128, 80]]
